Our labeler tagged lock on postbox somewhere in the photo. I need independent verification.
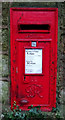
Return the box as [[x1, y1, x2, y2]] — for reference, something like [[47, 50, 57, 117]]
[[10, 8, 58, 111]]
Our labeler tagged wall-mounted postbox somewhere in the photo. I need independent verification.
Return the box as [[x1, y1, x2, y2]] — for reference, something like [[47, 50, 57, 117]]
[[10, 8, 58, 111]]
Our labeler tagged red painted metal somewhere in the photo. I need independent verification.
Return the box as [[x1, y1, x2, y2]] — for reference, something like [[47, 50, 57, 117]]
[[10, 8, 58, 111]]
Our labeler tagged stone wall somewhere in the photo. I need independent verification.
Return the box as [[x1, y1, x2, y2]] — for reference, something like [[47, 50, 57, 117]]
[[1, 2, 65, 117]]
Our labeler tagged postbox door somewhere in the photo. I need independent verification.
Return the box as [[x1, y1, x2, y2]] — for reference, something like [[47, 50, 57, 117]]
[[15, 40, 50, 105]]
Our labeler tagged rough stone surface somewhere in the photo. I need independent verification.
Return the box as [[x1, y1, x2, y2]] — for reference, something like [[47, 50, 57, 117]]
[[2, 55, 9, 77]]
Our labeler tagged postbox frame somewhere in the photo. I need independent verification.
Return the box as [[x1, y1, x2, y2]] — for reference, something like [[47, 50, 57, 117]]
[[10, 8, 58, 111]]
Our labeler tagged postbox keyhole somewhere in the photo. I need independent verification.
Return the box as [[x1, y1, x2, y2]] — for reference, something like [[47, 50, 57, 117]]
[[24, 76, 26, 81]]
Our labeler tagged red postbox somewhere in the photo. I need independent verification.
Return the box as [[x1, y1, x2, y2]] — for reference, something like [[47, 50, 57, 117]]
[[10, 8, 58, 111]]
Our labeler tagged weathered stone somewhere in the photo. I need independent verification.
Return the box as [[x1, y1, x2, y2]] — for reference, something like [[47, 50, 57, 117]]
[[2, 55, 9, 77], [2, 81, 9, 105], [2, 29, 8, 51]]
